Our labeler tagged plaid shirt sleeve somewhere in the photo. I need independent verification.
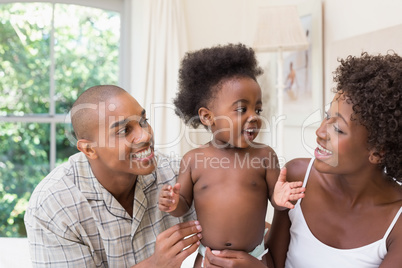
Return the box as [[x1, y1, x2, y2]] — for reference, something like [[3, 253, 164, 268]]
[[24, 166, 101, 267]]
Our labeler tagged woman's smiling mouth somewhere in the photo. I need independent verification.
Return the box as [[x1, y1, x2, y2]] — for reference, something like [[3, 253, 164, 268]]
[[315, 144, 333, 156]]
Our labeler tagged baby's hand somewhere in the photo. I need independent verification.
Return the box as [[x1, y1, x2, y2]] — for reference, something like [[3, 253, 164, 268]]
[[273, 168, 305, 210], [158, 183, 181, 212]]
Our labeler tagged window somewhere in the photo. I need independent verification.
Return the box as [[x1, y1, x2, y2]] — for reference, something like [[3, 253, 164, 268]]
[[0, 1, 123, 237]]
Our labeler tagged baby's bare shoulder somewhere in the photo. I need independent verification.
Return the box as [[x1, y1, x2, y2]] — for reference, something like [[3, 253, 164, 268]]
[[250, 143, 276, 155]]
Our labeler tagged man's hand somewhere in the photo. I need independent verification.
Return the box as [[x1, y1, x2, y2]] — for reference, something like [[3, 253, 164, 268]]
[[158, 183, 181, 212], [272, 168, 305, 210], [136, 221, 202, 268]]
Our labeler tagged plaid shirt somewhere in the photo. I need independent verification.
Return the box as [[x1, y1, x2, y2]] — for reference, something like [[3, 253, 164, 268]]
[[24, 152, 195, 267]]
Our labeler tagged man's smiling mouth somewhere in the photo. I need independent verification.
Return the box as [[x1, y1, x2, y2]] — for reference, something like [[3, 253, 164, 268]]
[[131, 147, 153, 159]]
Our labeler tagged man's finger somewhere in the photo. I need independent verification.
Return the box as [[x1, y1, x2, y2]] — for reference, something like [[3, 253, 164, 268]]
[[170, 232, 202, 258], [160, 221, 201, 240], [169, 222, 202, 244], [176, 239, 200, 263]]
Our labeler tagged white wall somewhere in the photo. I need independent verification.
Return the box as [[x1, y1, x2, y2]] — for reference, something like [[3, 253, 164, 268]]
[[184, 0, 402, 161], [183, 0, 258, 50], [323, 0, 402, 103]]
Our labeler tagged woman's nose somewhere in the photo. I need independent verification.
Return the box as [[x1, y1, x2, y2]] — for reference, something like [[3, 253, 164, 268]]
[[316, 119, 329, 140]]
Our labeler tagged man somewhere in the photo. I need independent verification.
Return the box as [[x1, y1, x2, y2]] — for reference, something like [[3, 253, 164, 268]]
[[24, 85, 201, 267]]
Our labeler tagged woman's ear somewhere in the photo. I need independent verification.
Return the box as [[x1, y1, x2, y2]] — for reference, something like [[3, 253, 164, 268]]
[[198, 107, 214, 127], [368, 149, 383, 165], [77, 139, 98, 159]]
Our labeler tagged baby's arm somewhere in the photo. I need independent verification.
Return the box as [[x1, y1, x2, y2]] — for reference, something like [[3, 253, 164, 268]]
[[158, 153, 194, 217], [271, 168, 305, 210]]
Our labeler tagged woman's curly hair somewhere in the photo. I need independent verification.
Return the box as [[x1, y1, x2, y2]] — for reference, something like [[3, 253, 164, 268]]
[[174, 43, 263, 129], [333, 52, 402, 183]]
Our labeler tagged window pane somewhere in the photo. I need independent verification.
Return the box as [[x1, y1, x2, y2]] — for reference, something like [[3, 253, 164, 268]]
[[56, 122, 79, 165], [0, 2, 121, 238], [0, 3, 52, 115], [0, 122, 50, 237], [54, 4, 120, 113]]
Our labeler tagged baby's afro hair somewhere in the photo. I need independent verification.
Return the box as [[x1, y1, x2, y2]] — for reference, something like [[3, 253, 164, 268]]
[[174, 43, 263, 129], [333, 52, 402, 183]]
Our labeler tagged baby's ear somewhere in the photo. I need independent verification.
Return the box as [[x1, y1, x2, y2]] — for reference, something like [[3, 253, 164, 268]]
[[198, 107, 214, 127]]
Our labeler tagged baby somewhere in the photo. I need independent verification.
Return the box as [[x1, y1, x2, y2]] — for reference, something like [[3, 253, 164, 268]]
[[158, 43, 304, 267]]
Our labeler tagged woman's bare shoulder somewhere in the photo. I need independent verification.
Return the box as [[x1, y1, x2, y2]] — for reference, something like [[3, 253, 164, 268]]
[[285, 158, 313, 182]]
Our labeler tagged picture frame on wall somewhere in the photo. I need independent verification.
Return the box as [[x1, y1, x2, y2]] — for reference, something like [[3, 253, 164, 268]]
[[256, 0, 323, 126], [282, 0, 323, 126]]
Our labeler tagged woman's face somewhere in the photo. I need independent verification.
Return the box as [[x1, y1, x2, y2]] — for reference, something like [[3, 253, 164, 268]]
[[314, 93, 372, 174]]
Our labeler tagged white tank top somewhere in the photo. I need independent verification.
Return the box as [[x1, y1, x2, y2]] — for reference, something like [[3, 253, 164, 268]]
[[285, 158, 402, 268]]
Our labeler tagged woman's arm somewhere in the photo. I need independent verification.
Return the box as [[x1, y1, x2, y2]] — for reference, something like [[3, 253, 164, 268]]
[[379, 216, 402, 268], [267, 158, 310, 268], [266, 209, 291, 268]]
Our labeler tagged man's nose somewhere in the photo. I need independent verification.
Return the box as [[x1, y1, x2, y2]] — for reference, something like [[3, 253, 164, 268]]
[[132, 126, 152, 144]]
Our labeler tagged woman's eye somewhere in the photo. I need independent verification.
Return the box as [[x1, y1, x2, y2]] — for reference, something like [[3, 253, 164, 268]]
[[334, 125, 344, 134]]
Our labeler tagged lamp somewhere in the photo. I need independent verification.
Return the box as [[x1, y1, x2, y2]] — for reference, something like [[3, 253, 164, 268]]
[[253, 5, 308, 157]]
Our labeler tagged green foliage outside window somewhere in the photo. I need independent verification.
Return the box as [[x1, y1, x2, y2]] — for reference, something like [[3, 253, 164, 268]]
[[0, 3, 120, 237]]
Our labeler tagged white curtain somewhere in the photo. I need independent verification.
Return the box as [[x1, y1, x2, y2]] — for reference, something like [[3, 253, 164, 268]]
[[130, 0, 190, 157]]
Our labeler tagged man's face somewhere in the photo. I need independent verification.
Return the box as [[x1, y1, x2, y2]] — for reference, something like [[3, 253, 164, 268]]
[[89, 92, 156, 176]]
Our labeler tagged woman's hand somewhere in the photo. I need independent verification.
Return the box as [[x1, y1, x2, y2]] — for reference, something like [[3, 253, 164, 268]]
[[202, 247, 268, 268]]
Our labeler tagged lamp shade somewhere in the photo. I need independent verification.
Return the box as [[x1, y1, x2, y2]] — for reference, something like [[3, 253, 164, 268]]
[[253, 5, 309, 52]]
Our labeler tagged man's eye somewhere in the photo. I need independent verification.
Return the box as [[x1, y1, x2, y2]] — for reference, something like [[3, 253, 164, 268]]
[[140, 118, 149, 127], [117, 127, 129, 135]]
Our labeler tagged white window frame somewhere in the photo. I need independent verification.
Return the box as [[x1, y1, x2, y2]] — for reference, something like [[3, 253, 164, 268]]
[[0, 0, 131, 170]]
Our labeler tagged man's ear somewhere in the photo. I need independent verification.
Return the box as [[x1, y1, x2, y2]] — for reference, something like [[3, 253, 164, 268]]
[[77, 139, 98, 159], [369, 149, 384, 165], [198, 107, 214, 127]]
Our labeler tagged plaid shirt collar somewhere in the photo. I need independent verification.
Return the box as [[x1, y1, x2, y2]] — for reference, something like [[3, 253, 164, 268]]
[[69, 152, 158, 219]]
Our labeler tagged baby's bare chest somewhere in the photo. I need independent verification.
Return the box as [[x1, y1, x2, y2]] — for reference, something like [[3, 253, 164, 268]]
[[193, 166, 267, 195]]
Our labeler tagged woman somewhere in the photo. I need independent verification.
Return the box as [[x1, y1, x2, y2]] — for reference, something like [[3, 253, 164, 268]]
[[268, 52, 402, 268]]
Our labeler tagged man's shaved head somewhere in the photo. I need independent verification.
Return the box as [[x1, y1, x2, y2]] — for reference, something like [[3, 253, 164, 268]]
[[71, 85, 127, 140]]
